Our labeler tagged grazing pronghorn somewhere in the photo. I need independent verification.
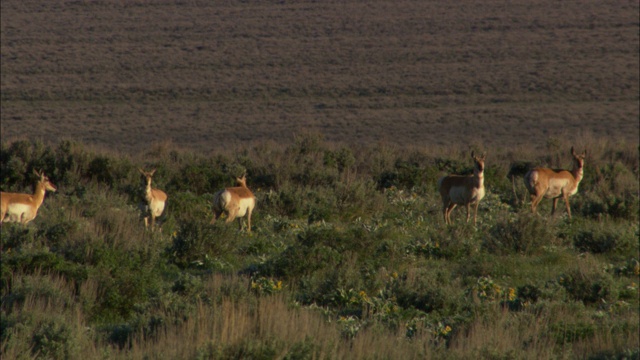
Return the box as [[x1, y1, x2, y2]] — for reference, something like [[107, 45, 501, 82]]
[[524, 147, 586, 218], [139, 168, 167, 228], [0, 170, 57, 225], [438, 152, 486, 225], [211, 174, 256, 232]]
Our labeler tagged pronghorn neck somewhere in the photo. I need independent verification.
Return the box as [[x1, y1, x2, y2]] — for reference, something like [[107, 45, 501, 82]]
[[33, 182, 48, 206], [572, 165, 584, 184], [474, 168, 485, 186], [144, 179, 154, 198]]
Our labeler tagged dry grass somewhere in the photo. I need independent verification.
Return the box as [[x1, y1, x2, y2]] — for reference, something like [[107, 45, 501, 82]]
[[1, 0, 638, 153]]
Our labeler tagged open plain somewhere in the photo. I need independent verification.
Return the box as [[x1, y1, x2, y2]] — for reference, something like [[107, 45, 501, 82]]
[[1, 0, 638, 152], [1, 1, 639, 359]]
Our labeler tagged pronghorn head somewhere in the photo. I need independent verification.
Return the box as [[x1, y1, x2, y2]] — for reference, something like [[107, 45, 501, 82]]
[[33, 169, 57, 192], [139, 168, 157, 186], [471, 151, 486, 174], [235, 174, 248, 188], [570, 147, 587, 169]]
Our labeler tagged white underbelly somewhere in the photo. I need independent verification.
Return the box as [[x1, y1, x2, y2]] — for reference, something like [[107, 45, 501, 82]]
[[6, 203, 35, 223]]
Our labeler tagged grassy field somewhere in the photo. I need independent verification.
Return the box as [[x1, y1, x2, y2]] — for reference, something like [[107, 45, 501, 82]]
[[0, 137, 638, 359], [1, 0, 638, 153], [1, 0, 639, 359]]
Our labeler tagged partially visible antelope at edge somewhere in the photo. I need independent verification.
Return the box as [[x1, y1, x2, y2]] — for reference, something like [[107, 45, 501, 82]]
[[139, 168, 167, 228], [438, 152, 486, 225], [211, 174, 256, 232], [1, 169, 57, 225], [524, 146, 586, 219]]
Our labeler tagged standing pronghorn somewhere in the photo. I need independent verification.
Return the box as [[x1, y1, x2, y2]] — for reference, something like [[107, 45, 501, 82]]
[[438, 152, 486, 225], [211, 174, 256, 232], [524, 146, 586, 218], [139, 168, 167, 228], [1, 170, 57, 224]]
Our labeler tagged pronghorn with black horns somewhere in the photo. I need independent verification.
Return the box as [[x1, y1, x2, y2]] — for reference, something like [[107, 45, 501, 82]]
[[1, 169, 57, 224], [524, 146, 586, 218], [438, 152, 486, 225], [211, 174, 256, 232], [139, 168, 167, 228]]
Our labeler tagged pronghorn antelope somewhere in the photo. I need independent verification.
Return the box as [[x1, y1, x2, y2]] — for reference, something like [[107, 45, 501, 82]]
[[211, 174, 256, 232], [524, 147, 586, 218], [139, 168, 167, 228], [438, 152, 486, 225], [1, 170, 57, 224]]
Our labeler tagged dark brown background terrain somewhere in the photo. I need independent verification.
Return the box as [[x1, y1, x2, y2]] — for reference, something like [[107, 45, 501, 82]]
[[1, 0, 638, 153]]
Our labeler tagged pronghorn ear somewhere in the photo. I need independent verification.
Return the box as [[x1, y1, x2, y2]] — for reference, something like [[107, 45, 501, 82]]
[[149, 169, 156, 176], [33, 169, 42, 177], [471, 151, 475, 158], [571, 146, 576, 156], [138, 168, 145, 175]]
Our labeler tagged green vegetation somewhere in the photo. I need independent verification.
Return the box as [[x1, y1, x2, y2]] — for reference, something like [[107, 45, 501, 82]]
[[1, 138, 638, 359]]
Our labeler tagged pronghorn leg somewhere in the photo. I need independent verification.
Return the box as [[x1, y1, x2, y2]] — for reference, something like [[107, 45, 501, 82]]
[[530, 194, 544, 214], [247, 209, 252, 233], [529, 194, 537, 213], [441, 200, 449, 224], [144, 216, 149, 228], [552, 198, 559, 216], [465, 203, 471, 223], [210, 210, 221, 225], [442, 205, 449, 224], [226, 208, 238, 224], [473, 202, 480, 225], [446, 203, 456, 225], [563, 193, 572, 219]]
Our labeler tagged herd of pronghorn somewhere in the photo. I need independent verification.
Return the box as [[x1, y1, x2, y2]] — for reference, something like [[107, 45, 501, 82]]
[[0, 147, 586, 232]]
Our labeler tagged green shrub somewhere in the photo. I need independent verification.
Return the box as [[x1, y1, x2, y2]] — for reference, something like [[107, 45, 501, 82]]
[[485, 213, 556, 255], [559, 267, 617, 305], [31, 317, 76, 359], [170, 160, 228, 194], [562, 220, 638, 256], [166, 219, 237, 270], [283, 337, 319, 360]]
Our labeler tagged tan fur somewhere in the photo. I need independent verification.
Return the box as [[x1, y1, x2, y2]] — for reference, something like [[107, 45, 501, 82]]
[[139, 168, 167, 228], [211, 175, 256, 232], [1, 170, 57, 225], [438, 152, 486, 225], [524, 147, 586, 218]]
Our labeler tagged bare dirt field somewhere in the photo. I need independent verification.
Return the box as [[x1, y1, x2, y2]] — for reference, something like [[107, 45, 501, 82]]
[[1, 0, 638, 153]]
